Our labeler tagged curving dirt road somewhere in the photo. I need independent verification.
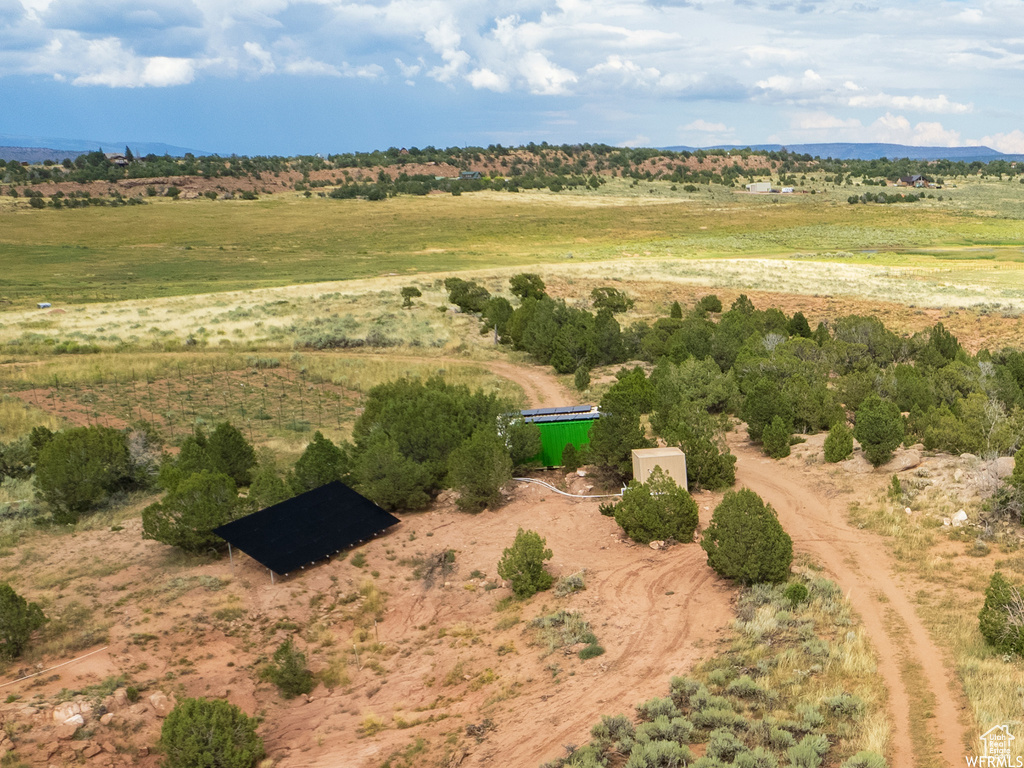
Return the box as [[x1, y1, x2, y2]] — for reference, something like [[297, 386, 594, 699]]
[[731, 441, 968, 767]]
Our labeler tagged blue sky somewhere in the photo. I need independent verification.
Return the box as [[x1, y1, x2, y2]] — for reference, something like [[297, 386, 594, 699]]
[[2, 0, 1023, 156]]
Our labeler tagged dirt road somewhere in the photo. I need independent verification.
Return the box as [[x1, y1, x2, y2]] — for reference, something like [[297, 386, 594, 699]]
[[732, 441, 968, 767]]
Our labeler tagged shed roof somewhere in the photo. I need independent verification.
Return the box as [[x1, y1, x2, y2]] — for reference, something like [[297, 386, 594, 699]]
[[213, 481, 399, 575]]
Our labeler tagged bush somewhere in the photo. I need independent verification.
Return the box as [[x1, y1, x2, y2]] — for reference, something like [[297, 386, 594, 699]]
[[841, 752, 887, 768], [707, 728, 748, 763], [142, 471, 240, 554], [623, 740, 693, 768], [35, 426, 131, 523], [783, 582, 809, 606], [587, 409, 653, 481], [761, 416, 791, 459], [741, 378, 792, 443], [854, 394, 904, 467], [787, 734, 829, 768], [978, 571, 1024, 654], [701, 489, 793, 584], [823, 421, 853, 463], [400, 286, 422, 307], [247, 466, 291, 510], [697, 295, 723, 313], [636, 696, 681, 721], [574, 366, 591, 392], [160, 697, 264, 768], [206, 422, 256, 486], [614, 468, 699, 544], [291, 431, 349, 493], [448, 428, 512, 512], [502, 416, 542, 469], [0, 583, 46, 660], [262, 639, 315, 698], [497, 528, 553, 598], [561, 443, 582, 472]]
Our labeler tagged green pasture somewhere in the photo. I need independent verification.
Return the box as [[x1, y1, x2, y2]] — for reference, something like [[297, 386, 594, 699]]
[[1, 178, 1023, 306]]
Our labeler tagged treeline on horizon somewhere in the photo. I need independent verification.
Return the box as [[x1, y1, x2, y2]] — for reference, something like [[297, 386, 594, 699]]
[[2, 143, 1022, 194]]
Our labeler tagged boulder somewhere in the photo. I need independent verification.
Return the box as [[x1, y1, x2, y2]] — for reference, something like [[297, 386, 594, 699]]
[[994, 457, 1016, 479], [148, 692, 175, 718], [954, 469, 964, 483], [100, 742, 116, 754], [649, 540, 666, 550], [56, 722, 80, 740], [99, 713, 114, 726], [952, 510, 969, 527], [112, 689, 129, 710], [841, 454, 873, 474], [961, 453, 978, 462], [82, 744, 102, 759], [884, 450, 921, 472], [53, 702, 80, 723]]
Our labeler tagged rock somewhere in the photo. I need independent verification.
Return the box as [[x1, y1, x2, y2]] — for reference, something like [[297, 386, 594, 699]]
[[138, 746, 149, 757], [99, 713, 114, 726], [905, 507, 912, 515], [943, 518, 951, 526], [994, 457, 1016, 478], [20, 706, 39, 716], [112, 689, 128, 709], [649, 540, 666, 550], [841, 454, 873, 474], [952, 510, 969, 527], [884, 450, 921, 472], [961, 453, 978, 461], [53, 702, 81, 723], [100, 742, 116, 754], [82, 744, 102, 758], [576, 469, 587, 477], [954, 469, 964, 482], [148, 692, 175, 718], [56, 722, 80, 740]]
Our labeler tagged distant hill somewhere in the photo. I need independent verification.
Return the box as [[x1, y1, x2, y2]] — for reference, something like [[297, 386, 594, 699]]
[[663, 142, 1024, 163], [0, 133, 206, 162]]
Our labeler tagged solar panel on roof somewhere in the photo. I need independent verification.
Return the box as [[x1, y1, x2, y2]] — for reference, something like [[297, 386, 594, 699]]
[[213, 481, 400, 575], [570, 405, 593, 413]]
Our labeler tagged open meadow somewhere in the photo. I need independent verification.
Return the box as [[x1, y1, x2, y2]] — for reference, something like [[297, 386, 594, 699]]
[[1, 173, 1024, 768]]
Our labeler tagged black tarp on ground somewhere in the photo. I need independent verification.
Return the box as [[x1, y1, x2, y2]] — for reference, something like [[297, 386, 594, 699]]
[[213, 481, 400, 575]]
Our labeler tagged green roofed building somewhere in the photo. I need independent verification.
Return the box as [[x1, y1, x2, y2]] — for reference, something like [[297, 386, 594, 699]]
[[520, 406, 600, 467]]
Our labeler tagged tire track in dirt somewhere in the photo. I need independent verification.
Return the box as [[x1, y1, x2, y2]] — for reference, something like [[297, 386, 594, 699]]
[[733, 444, 968, 768], [500, 544, 733, 766]]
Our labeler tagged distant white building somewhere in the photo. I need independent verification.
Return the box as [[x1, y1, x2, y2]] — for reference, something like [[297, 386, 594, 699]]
[[781, 187, 794, 193], [746, 181, 772, 193]]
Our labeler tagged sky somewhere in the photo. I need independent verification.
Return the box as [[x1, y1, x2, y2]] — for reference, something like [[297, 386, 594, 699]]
[[2, 0, 1024, 156]]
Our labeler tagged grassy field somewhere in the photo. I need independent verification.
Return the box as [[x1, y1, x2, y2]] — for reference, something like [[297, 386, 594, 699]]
[[1, 177, 1024, 305]]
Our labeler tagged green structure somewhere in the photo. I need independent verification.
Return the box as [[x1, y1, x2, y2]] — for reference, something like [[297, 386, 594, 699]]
[[521, 407, 600, 467]]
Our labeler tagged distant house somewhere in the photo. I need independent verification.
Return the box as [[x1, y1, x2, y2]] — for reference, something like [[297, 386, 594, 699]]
[[780, 187, 794, 194], [37, 302, 51, 309], [898, 174, 926, 188], [746, 181, 772, 193], [459, 171, 482, 180], [104, 153, 129, 167]]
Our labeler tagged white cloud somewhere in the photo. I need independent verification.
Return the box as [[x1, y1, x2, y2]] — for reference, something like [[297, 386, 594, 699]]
[[756, 68, 825, 94], [869, 113, 962, 146], [969, 130, 1024, 154], [684, 119, 729, 132], [587, 55, 660, 87], [283, 58, 340, 77], [848, 92, 972, 114], [243, 41, 275, 75], [72, 53, 194, 87], [467, 67, 508, 91], [519, 50, 576, 95]]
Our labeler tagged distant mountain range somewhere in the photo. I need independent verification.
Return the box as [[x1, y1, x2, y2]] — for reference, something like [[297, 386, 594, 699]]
[[2, 135, 1021, 163], [662, 142, 1024, 163], [0, 133, 206, 162]]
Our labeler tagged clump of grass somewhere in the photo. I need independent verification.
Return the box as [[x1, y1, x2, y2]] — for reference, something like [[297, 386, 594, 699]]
[[531, 610, 599, 656], [554, 570, 586, 597]]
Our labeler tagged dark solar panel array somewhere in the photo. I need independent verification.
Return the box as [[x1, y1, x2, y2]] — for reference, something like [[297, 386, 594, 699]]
[[214, 481, 400, 575]]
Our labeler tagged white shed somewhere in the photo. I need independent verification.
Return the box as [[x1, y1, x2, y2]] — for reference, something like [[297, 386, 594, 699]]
[[632, 447, 688, 491]]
